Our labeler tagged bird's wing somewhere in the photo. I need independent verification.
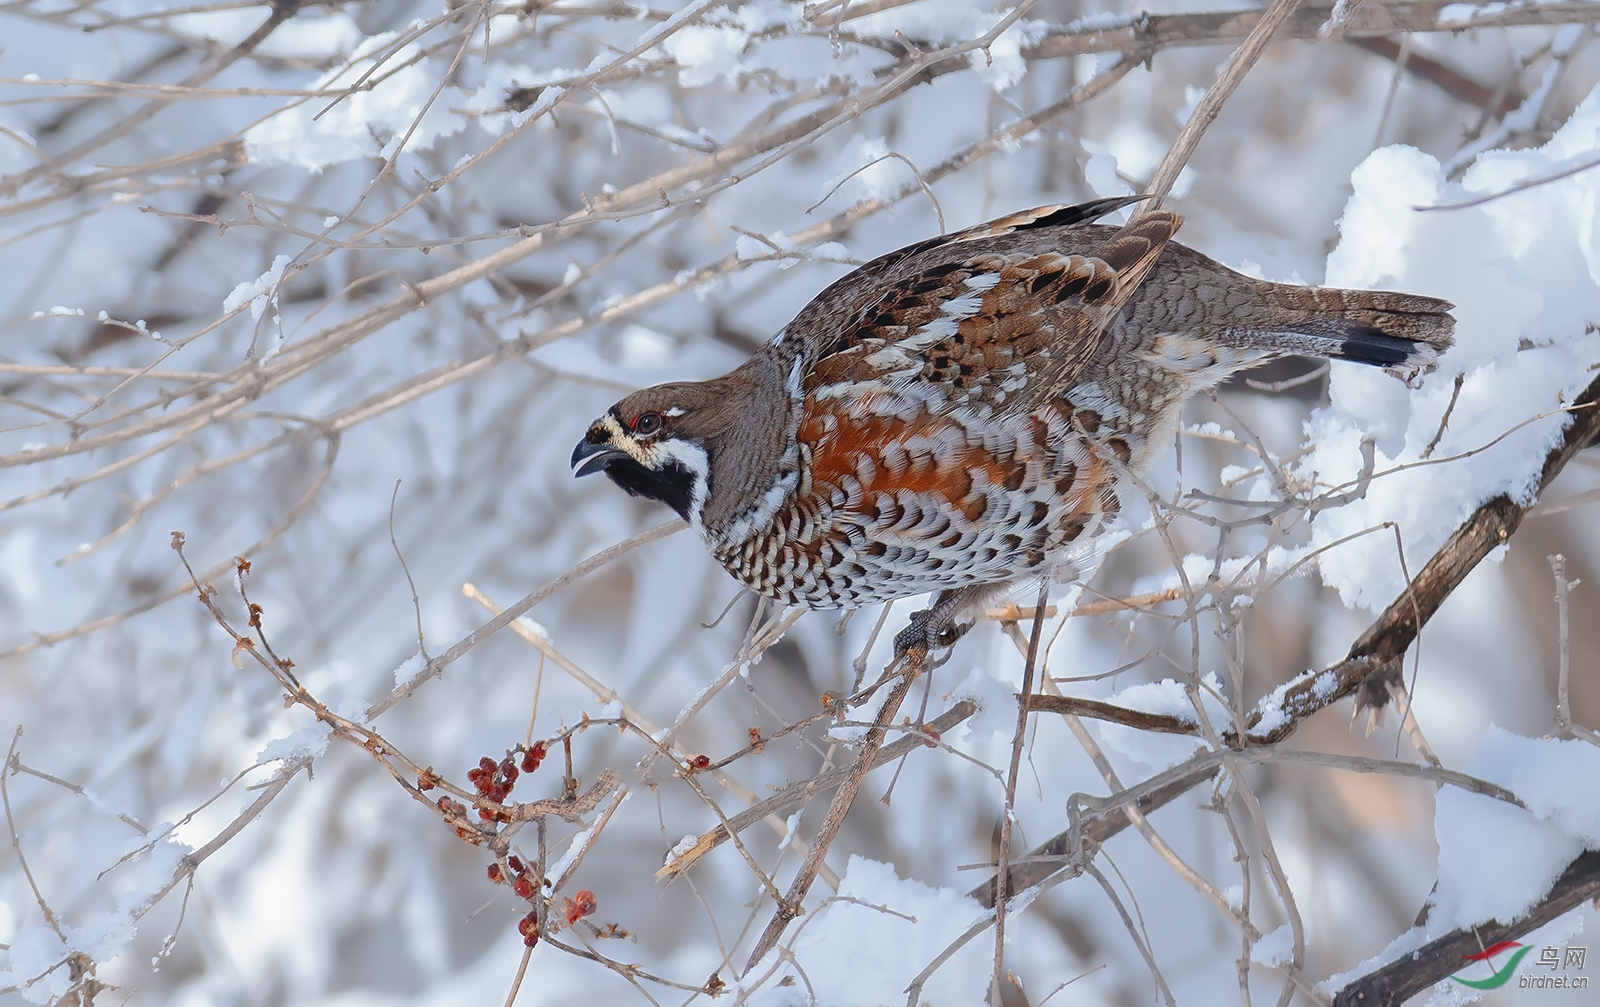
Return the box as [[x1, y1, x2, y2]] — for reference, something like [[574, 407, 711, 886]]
[[788, 200, 1181, 419]]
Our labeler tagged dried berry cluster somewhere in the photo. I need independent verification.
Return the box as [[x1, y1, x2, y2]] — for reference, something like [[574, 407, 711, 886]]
[[456, 742, 549, 821], [562, 889, 597, 927], [432, 794, 477, 842], [490, 856, 546, 946], [488, 855, 598, 947]]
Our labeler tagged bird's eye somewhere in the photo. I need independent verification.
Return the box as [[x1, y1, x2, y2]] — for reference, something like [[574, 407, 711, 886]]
[[632, 411, 663, 436]]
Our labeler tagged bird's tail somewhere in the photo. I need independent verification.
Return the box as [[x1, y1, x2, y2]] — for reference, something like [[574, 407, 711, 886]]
[[1240, 286, 1456, 379]]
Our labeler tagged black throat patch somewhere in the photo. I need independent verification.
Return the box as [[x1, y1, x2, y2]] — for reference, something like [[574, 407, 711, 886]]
[[603, 457, 697, 522]]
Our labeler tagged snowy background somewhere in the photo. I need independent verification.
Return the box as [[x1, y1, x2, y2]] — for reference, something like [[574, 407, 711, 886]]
[[3, 1, 1600, 1005]]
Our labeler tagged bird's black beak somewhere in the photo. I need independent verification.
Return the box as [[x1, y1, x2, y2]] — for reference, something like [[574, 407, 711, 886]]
[[572, 426, 625, 477]]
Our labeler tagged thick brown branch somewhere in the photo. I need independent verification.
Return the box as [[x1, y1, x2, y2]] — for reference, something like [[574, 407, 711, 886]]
[[973, 372, 1600, 907], [1025, 3, 1600, 61], [1248, 376, 1600, 743], [1333, 851, 1600, 1006]]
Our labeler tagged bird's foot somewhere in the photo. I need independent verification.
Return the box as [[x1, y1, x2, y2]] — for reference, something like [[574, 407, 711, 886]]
[[892, 603, 973, 664]]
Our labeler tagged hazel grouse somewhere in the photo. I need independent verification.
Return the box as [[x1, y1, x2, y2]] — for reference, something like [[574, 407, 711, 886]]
[[571, 197, 1454, 652]]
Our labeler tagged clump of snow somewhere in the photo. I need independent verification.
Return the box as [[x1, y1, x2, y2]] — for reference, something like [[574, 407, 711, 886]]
[[667, 834, 699, 860], [256, 722, 332, 765], [515, 617, 551, 644], [1251, 923, 1295, 967], [849, 0, 1044, 90], [550, 795, 628, 888], [746, 855, 990, 1007], [245, 34, 467, 171], [1307, 96, 1600, 609], [1324, 728, 1600, 991], [1250, 668, 1337, 739], [391, 649, 425, 686], [947, 662, 1023, 745], [660, 24, 749, 87], [222, 254, 290, 321], [1432, 728, 1600, 929]]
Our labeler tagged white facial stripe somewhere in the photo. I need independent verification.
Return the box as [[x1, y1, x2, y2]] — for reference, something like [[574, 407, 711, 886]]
[[645, 438, 711, 535]]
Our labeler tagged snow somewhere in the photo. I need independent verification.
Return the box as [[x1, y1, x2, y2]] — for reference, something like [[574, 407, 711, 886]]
[[746, 855, 990, 1007], [1251, 669, 1337, 739], [391, 649, 426, 686], [1432, 728, 1600, 929], [1251, 923, 1295, 967], [222, 254, 290, 321], [1323, 727, 1600, 990], [667, 833, 698, 860], [244, 34, 467, 171], [257, 722, 332, 765], [660, 24, 749, 87], [1308, 118, 1600, 609]]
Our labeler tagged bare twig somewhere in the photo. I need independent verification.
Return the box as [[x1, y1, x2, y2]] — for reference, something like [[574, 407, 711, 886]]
[[742, 664, 918, 974], [991, 580, 1050, 1004], [1142, 0, 1305, 205], [2, 728, 65, 939], [370, 519, 685, 717]]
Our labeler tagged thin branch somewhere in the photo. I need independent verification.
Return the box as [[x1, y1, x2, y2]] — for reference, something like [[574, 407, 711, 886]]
[[743, 664, 919, 974], [2, 728, 65, 939], [1142, 0, 1306, 205], [369, 519, 685, 718], [991, 581, 1051, 1003]]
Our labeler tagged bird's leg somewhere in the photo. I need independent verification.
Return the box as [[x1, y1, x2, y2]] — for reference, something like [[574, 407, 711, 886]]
[[893, 588, 982, 661]]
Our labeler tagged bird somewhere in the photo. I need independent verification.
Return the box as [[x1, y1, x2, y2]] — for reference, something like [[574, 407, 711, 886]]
[[571, 195, 1454, 655]]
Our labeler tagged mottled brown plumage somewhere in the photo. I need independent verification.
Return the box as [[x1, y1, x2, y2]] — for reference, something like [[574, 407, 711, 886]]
[[571, 196, 1454, 649]]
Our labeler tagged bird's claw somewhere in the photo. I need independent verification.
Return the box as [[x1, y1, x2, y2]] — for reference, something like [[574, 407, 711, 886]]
[[892, 609, 973, 663]]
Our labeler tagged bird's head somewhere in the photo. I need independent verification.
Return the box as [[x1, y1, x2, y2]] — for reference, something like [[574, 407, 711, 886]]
[[571, 382, 730, 528]]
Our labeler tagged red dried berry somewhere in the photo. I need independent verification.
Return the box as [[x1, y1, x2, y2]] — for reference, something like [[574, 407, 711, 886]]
[[921, 726, 941, 748], [563, 889, 597, 926], [467, 767, 483, 783], [500, 757, 519, 780], [479, 756, 497, 772], [508, 856, 524, 873], [521, 741, 547, 773], [690, 754, 711, 770], [488, 863, 504, 883], [518, 913, 536, 937], [477, 808, 493, 821], [436, 796, 453, 813], [513, 875, 534, 900]]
